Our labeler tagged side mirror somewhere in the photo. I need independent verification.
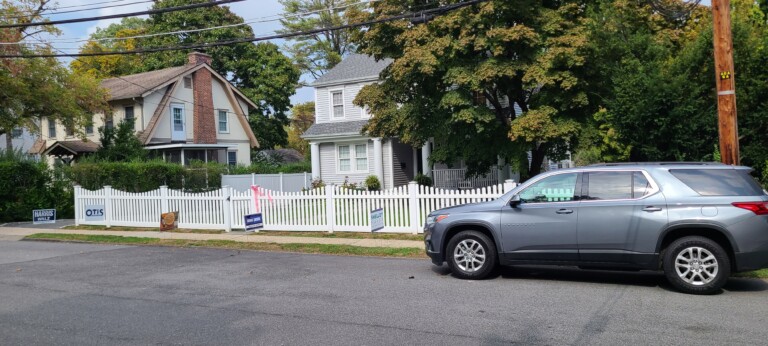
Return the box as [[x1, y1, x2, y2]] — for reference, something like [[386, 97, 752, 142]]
[[509, 195, 521, 208]]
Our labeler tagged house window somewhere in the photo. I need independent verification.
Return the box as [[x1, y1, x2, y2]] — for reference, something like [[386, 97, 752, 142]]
[[48, 119, 56, 138], [331, 91, 344, 118], [105, 114, 114, 129], [337, 143, 368, 173], [11, 128, 22, 138], [218, 110, 228, 133], [86, 123, 94, 135], [66, 125, 74, 137], [227, 151, 237, 166], [184, 77, 192, 89], [124, 106, 134, 121]]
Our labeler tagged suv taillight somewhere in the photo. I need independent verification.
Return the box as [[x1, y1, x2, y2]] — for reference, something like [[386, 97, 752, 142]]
[[732, 202, 768, 215]]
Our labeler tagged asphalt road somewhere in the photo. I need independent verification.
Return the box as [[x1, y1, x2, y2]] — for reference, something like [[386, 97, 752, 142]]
[[1, 241, 767, 345]]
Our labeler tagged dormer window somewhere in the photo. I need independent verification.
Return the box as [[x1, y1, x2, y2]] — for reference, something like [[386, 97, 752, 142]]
[[331, 90, 344, 118]]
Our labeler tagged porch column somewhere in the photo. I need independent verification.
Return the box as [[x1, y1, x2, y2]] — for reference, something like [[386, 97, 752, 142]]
[[310, 142, 320, 180], [421, 140, 432, 177], [372, 138, 383, 182]]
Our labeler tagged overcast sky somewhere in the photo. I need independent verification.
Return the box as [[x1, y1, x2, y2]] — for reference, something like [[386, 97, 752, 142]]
[[46, 0, 714, 106]]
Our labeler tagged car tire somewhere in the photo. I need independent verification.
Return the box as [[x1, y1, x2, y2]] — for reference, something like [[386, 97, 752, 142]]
[[663, 236, 731, 295], [446, 230, 497, 280]]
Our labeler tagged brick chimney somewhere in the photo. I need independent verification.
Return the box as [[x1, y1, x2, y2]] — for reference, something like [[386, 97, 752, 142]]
[[189, 52, 216, 144], [188, 51, 212, 65]]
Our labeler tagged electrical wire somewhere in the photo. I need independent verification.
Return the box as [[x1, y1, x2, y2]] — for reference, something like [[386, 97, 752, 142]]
[[0, 0, 245, 29], [2, 0, 155, 20], [1, 0, 485, 58], [1, 0, 379, 46]]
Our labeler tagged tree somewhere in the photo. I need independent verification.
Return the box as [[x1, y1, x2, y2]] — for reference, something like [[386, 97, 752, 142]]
[[69, 18, 147, 78], [93, 119, 147, 162], [1, 0, 111, 151], [285, 102, 315, 155], [352, 0, 593, 180], [278, 0, 364, 79]]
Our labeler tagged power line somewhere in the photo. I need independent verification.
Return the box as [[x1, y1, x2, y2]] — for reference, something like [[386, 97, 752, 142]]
[[2, 0, 155, 20], [0, 0, 244, 29], [1, 0, 379, 46], [0, 0, 485, 58], [45, 0, 150, 11]]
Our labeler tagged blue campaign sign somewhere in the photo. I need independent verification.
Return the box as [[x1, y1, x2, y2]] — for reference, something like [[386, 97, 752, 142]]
[[33, 209, 56, 225], [370, 208, 384, 232], [244, 213, 263, 232]]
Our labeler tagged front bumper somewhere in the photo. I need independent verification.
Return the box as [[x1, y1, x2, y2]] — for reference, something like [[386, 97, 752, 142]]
[[424, 223, 444, 265]]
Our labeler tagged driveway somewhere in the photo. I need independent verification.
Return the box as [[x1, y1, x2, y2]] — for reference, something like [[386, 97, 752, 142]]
[[1, 240, 766, 345]]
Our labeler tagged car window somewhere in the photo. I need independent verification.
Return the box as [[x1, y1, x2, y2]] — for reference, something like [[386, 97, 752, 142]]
[[586, 172, 632, 200], [518, 173, 577, 203], [633, 172, 653, 198], [670, 169, 765, 196]]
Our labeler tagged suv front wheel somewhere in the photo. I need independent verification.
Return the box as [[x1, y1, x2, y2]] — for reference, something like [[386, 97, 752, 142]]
[[663, 236, 731, 295], [446, 230, 497, 280]]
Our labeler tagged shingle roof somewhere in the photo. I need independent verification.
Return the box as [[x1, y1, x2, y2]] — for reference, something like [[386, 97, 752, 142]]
[[42, 140, 100, 156], [302, 120, 369, 138], [101, 65, 197, 101], [312, 54, 392, 86]]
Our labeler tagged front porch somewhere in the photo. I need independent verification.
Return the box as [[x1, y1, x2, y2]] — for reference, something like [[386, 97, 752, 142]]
[[432, 167, 500, 190]]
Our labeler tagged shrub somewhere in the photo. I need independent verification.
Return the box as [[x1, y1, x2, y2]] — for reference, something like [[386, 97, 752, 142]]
[[415, 173, 433, 187], [0, 151, 73, 222], [66, 160, 226, 193], [365, 175, 381, 191]]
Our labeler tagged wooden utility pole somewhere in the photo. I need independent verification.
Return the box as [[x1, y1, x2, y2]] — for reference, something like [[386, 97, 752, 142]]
[[711, 0, 740, 165]]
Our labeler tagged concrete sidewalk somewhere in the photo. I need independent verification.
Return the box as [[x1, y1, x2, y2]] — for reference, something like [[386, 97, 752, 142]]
[[0, 227, 425, 249]]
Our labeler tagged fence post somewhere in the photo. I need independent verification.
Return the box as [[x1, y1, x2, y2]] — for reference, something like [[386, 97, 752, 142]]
[[325, 185, 335, 233], [251, 173, 255, 186], [160, 185, 169, 213], [104, 185, 113, 228], [74, 185, 81, 226], [409, 181, 419, 234], [222, 186, 232, 232], [279, 172, 284, 192], [503, 179, 516, 193]]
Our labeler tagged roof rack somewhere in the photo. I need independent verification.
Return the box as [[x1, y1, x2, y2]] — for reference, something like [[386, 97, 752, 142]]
[[588, 162, 726, 167]]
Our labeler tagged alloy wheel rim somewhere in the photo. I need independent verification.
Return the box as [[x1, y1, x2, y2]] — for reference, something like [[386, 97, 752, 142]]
[[675, 246, 718, 286], [453, 239, 486, 272]]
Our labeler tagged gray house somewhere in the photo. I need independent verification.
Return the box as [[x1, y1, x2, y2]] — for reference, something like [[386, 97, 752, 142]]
[[303, 54, 428, 190]]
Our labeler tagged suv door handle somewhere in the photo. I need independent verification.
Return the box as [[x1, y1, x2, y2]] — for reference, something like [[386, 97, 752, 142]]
[[643, 206, 663, 212], [556, 209, 574, 214]]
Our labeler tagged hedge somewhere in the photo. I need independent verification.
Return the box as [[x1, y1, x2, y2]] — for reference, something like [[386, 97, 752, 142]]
[[66, 160, 227, 193], [0, 157, 73, 222]]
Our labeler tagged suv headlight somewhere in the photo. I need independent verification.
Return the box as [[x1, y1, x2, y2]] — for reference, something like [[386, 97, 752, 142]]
[[426, 214, 449, 226]]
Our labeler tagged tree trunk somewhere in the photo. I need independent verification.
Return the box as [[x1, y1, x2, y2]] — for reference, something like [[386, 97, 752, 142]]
[[5, 132, 12, 152], [527, 145, 546, 180]]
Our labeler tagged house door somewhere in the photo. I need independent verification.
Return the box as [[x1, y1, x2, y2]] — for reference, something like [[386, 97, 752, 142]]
[[171, 104, 185, 141]]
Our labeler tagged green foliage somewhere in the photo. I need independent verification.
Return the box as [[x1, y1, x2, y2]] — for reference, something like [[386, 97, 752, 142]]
[[278, 0, 363, 78], [364, 175, 381, 191], [352, 0, 593, 180], [0, 151, 73, 222], [93, 119, 147, 162], [286, 102, 315, 156], [227, 160, 311, 175], [65, 160, 228, 193], [414, 174, 433, 187], [70, 17, 147, 78]]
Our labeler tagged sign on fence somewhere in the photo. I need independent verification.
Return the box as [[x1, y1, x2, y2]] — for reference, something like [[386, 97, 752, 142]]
[[84, 205, 105, 221], [160, 211, 179, 231], [370, 208, 384, 232], [244, 213, 263, 232], [33, 209, 56, 224]]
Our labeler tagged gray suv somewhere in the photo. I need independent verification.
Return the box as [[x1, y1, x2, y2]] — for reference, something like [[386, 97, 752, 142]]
[[424, 163, 768, 294]]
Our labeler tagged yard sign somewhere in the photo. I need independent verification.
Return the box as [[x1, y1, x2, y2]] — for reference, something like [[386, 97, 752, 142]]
[[370, 208, 384, 232]]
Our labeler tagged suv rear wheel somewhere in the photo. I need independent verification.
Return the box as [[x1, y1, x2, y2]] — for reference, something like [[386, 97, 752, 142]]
[[446, 230, 497, 280], [663, 236, 731, 295]]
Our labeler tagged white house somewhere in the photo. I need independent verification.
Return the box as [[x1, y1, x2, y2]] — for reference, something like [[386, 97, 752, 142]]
[[303, 54, 578, 189], [32, 52, 259, 166]]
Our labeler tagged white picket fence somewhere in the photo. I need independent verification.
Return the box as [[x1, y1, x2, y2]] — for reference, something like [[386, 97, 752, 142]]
[[74, 180, 517, 233]]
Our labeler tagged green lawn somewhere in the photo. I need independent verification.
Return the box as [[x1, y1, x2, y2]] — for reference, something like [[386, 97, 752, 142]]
[[735, 269, 768, 279], [24, 233, 426, 258], [64, 225, 224, 234], [64, 225, 422, 240]]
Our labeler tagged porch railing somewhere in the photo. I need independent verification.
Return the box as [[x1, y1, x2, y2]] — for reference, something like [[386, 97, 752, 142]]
[[432, 167, 499, 190]]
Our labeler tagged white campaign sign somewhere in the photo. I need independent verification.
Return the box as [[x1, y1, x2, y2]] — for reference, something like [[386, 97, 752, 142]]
[[84, 205, 105, 221], [370, 208, 384, 232]]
